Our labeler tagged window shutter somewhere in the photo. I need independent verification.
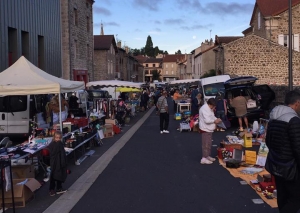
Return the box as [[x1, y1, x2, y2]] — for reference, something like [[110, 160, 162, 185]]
[[278, 34, 284, 46], [294, 34, 299, 52]]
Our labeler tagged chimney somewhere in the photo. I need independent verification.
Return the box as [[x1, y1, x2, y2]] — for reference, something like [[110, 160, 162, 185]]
[[125, 46, 128, 53], [100, 23, 104, 35], [117, 41, 121, 48]]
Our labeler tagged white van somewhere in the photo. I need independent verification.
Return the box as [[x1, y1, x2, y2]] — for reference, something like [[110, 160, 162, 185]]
[[200, 75, 230, 102], [0, 95, 32, 138]]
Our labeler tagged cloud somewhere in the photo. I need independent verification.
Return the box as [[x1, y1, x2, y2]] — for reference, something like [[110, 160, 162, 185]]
[[154, 28, 161, 32], [154, 20, 161, 24], [134, 37, 144, 40], [180, 24, 211, 31], [135, 29, 142, 32], [175, 0, 253, 16], [93, 6, 111, 16], [105, 22, 120, 27], [164, 18, 185, 25], [132, 0, 163, 11], [147, 30, 161, 35]]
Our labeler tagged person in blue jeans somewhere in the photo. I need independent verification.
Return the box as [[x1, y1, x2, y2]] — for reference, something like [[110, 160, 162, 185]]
[[157, 91, 169, 134], [215, 92, 227, 131]]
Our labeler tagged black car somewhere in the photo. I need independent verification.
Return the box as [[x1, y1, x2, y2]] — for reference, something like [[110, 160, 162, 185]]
[[224, 76, 275, 120]]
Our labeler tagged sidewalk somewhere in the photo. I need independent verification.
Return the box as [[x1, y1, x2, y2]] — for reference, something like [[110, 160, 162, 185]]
[[6, 108, 153, 213]]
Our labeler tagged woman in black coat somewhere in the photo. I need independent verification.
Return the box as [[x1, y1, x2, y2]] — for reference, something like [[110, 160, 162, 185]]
[[48, 131, 67, 196]]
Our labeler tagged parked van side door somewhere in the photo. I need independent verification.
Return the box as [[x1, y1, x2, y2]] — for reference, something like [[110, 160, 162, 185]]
[[0, 95, 30, 136]]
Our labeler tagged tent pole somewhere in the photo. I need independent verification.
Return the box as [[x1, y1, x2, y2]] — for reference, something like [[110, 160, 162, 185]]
[[58, 93, 63, 132]]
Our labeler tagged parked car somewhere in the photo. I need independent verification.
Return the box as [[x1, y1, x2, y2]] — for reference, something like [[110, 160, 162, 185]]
[[224, 76, 275, 120]]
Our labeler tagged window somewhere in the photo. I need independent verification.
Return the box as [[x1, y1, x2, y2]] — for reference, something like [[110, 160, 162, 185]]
[[166, 70, 168, 74], [38, 35, 45, 70], [278, 34, 300, 52], [172, 64, 174, 68], [87, 16, 90, 32], [8, 27, 17, 66], [171, 70, 174, 74], [0, 96, 27, 112], [146, 64, 148, 67], [258, 12, 261, 30], [166, 64, 168, 68], [153, 64, 155, 67], [74, 40, 78, 58], [21, 31, 29, 59], [74, 8, 78, 26]]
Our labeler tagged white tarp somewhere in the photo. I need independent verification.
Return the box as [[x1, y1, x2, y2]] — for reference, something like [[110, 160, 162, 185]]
[[0, 56, 85, 96], [86, 80, 143, 88], [169, 79, 201, 85]]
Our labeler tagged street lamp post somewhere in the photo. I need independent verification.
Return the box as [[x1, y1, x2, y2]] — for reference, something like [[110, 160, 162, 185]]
[[288, 0, 293, 91]]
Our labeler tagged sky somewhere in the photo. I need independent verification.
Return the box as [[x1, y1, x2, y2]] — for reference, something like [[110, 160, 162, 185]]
[[93, 0, 255, 54]]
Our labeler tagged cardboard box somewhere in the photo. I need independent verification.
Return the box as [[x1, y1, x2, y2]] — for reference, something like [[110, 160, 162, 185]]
[[12, 165, 35, 179], [0, 178, 41, 207], [104, 131, 114, 138], [105, 119, 117, 125], [239, 132, 253, 148]]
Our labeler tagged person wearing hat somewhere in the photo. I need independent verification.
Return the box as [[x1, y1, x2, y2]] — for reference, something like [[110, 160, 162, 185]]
[[229, 90, 248, 131], [157, 90, 169, 134]]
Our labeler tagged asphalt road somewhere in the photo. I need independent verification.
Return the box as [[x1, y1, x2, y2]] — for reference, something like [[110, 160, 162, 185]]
[[69, 99, 278, 213]]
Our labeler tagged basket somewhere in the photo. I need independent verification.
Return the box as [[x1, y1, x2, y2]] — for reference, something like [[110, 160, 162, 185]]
[[220, 142, 243, 150]]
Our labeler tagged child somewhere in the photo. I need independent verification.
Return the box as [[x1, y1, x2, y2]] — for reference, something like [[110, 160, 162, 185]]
[[47, 131, 67, 196]]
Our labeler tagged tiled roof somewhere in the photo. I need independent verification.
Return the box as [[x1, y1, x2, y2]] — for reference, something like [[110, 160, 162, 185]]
[[250, 0, 300, 24], [144, 58, 162, 63], [162, 54, 185, 63], [94, 35, 117, 52], [215, 36, 243, 45], [134, 55, 148, 63]]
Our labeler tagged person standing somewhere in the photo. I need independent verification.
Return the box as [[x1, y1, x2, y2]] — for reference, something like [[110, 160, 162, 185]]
[[173, 89, 182, 113], [157, 91, 169, 134], [215, 92, 227, 131], [47, 131, 67, 196], [191, 93, 203, 116], [230, 90, 248, 131], [265, 90, 300, 213], [199, 98, 222, 164]]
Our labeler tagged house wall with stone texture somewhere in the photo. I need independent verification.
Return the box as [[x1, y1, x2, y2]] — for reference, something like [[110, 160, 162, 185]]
[[222, 34, 300, 85], [94, 50, 108, 80], [61, 0, 94, 80]]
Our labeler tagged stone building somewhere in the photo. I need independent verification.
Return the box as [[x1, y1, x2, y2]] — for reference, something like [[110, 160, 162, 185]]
[[143, 58, 163, 82], [178, 54, 193, 79], [161, 54, 185, 81], [116, 42, 126, 80], [93, 34, 118, 80], [0, 0, 62, 76], [61, 0, 94, 83]]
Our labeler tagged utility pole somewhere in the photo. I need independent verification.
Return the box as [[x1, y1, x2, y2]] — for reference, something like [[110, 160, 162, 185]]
[[288, 0, 293, 91]]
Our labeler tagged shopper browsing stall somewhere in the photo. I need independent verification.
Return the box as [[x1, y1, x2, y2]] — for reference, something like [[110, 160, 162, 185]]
[[47, 131, 68, 196], [199, 98, 222, 164], [229, 90, 248, 131], [49, 94, 69, 124], [157, 91, 169, 134], [265, 90, 300, 213], [173, 89, 182, 112]]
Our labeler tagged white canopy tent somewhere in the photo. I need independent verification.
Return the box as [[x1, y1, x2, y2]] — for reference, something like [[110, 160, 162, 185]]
[[86, 80, 144, 99], [0, 56, 84, 96], [169, 79, 201, 85], [86, 80, 143, 88], [0, 56, 85, 131]]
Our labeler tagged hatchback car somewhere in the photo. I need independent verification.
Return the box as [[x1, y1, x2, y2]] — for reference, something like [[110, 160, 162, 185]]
[[224, 76, 275, 120]]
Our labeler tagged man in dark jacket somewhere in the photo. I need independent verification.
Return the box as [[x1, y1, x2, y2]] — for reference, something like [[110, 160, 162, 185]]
[[265, 90, 300, 213]]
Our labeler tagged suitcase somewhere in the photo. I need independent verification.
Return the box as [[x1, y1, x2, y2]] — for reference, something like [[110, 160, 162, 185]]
[[179, 121, 191, 132]]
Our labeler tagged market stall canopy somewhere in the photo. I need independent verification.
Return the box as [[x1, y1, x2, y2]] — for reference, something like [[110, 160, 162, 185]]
[[0, 56, 85, 96], [116, 87, 142, 92], [86, 80, 143, 88], [169, 79, 201, 85]]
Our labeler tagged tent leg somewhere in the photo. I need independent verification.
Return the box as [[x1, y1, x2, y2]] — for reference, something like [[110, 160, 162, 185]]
[[58, 94, 63, 132]]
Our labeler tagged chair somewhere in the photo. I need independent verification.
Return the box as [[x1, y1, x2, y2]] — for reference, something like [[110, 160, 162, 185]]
[[0, 137, 12, 148]]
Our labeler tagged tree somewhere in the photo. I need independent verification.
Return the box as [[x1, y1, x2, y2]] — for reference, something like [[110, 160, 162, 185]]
[[175, 50, 182, 55], [200, 69, 216, 78], [152, 70, 161, 81], [154, 46, 160, 56], [163, 50, 168, 55], [132, 48, 141, 56], [145, 35, 155, 57]]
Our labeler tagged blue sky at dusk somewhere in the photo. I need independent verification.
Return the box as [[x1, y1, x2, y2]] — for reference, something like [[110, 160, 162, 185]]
[[93, 0, 255, 54]]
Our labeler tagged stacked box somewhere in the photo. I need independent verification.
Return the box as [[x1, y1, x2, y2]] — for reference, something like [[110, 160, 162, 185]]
[[103, 124, 114, 138]]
